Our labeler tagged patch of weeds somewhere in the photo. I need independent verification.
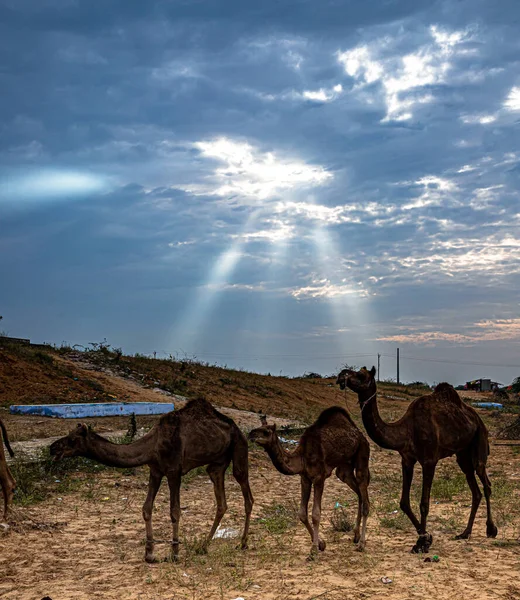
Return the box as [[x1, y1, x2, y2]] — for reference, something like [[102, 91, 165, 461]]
[[257, 501, 298, 535], [84, 378, 105, 392], [162, 377, 188, 395], [492, 539, 519, 548], [431, 513, 462, 534], [490, 471, 515, 500], [11, 448, 108, 506], [379, 512, 410, 531], [431, 471, 467, 501], [33, 351, 54, 366], [330, 506, 354, 532]]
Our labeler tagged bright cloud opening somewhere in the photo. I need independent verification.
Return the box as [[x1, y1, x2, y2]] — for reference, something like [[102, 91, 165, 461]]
[[191, 138, 332, 200]]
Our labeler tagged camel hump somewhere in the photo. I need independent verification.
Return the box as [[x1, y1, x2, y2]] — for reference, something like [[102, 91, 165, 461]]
[[433, 382, 462, 404], [183, 396, 237, 427], [314, 406, 357, 429]]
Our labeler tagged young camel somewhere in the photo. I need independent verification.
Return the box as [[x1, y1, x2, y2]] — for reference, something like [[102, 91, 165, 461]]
[[337, 366, 497, 553], [248, 407, 370, 559], [1, 418, 16, 522], [50, 398, 254, 562]]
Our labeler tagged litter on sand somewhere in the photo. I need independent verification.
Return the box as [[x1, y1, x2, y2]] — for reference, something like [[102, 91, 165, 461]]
[[381, 577, 393, 584], [213, 526, 240, 540]]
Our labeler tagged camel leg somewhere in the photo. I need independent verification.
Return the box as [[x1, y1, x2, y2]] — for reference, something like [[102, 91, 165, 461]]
[[400, 458, 421, 533], [299, 475, 326, 552], [336, 465, 362, 546], [142, 469, 163, 563], [232, 441, 254, 550], [476, 464, 498, 538], [354, 453, 370, 552], [203, 463, 228, 552], [167, 471, 182, 562], [455, 452, 482, 540], [308, 480, 325, 560], [411, 462, 436, 554]]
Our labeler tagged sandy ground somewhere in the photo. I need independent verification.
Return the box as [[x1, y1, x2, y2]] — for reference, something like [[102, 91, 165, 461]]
[[1, 438, 519, 600], [2, 348, 518, 599]]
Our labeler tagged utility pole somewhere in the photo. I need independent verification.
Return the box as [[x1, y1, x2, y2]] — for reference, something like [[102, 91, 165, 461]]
[[397, 347, 400, 384], [377, 353, 380, 382]]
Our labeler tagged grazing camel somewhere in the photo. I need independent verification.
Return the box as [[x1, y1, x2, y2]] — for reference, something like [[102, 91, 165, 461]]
[[337, 366, 497, 553], [1, 418, 16, 522], [248, 407, 370, 558], [50, 397, 254, 563]]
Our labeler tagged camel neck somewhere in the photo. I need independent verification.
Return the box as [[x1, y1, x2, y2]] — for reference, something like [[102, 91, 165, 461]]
[[359, 388, 405, 451], [83, 429, 157, 468], [264, 436, 303, 476]]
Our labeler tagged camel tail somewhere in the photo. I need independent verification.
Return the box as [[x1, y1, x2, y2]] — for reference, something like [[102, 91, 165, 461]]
[[0, 419, 15, 458], [472, 424, 490, 471]]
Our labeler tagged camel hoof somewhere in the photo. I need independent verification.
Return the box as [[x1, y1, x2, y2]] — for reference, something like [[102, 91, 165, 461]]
[[145, 555, 158, 564], [318, 539, 326, 552], [487, 524, 498, 538], [353, 532, 360, 544], [238, 541, 248, 550], [195, 545, 208, 556], [356, 542, 366, 553], [411, 533, 432, 554], [455, 531, 470, 540], [307, 547, 319, 561]]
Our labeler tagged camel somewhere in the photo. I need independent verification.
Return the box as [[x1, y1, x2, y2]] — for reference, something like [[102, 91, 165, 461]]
[[1, 418, 16, 522], [248, 407, 370, 558], [50, 397, 254, 563], [336, 366, 498, 553]]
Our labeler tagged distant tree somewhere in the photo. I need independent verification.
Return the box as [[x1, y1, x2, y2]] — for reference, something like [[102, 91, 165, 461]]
[[512, 377, 520, 394]]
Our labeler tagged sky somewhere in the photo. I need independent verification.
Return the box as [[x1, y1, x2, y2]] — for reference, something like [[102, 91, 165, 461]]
[[1, 0, 519, 385]]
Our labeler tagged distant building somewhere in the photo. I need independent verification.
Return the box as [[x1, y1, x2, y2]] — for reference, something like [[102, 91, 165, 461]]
[[465, 378, 502, 392]]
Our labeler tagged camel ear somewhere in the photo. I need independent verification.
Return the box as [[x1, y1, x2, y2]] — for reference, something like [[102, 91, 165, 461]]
[[271, 423, 277, 432], [77, 423, 88, 436], [370, 366, 376, 378], [260, 415, 268, 426]]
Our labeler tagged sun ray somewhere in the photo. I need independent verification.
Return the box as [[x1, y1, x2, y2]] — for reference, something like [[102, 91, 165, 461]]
[[308, 221, 376, 358], [169, 211, 259, 353]]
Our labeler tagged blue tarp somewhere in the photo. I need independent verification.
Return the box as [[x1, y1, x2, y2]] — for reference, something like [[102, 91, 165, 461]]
[[10, 401, 174, 419], [472, 402, 503, 409]]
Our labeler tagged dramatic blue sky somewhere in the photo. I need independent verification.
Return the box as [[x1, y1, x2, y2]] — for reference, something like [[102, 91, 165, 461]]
[[1, 0, 519, 384]]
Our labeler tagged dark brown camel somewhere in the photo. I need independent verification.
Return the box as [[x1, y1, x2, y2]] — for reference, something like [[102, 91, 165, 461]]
[[336, 366, 497, 553], [248, 407, 370, 558], [0, 418, 16, 522], [50, 398, 253, 562]]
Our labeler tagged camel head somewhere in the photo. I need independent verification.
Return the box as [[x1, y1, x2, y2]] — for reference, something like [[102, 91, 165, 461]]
[[248, 416, 277, 447], [50, 424, 90, 460], [337, 366, 376, 397]]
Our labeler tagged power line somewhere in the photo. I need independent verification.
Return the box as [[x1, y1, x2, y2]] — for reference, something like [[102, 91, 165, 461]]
[[380, 354, 519, 369], [174, 352, 375, 360]]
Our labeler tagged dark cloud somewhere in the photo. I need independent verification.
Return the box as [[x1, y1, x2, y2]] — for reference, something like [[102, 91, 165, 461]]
[[1, 0, 519, 383]]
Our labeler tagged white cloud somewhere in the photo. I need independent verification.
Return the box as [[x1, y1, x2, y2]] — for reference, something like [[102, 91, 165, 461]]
[[377, 318, 520, 345], [504, 86, 520, 111], [290, 277, 369, 299], [191, 137, 332, 201], [337, 25, 472, 121], [401, 175, 458, 210], [232, 219, 296, 242], [301, 84, 343, 102], [460, 114, 497, 124]]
